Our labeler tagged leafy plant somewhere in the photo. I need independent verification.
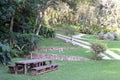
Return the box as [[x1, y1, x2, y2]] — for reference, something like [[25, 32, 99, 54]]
[[12, 33, 42, 57], [90, 42, 107, 60], [0, 42, 11, 65], [77, 25, 93, 34], [40, 26, 55, 38]]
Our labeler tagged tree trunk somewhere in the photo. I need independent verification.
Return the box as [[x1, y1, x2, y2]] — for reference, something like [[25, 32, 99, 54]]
[[36, 24, 41, 35], [9, 16, 14, 46], [10, 16, 14, 32], [33, 15, 39, 33], [36, 11, 45, 35]]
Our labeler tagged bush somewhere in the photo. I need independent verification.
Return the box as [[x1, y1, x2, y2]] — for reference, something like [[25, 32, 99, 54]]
[[0, 42, 11, 65], [103, 28, 111, 33], [77, 23, 102, 35], [97, 31, 120, 40], [104, 32, 119, 40], [12, 33, 42, 57], [40, 26, 55, 38], [90, 42, 107, 60], [77, 25, 93, 34], [0, 25, 10, 42], [103, 28, 117, 33]]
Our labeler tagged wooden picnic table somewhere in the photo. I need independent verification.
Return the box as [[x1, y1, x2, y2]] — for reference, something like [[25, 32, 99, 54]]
[[15, 59, 52, 74]]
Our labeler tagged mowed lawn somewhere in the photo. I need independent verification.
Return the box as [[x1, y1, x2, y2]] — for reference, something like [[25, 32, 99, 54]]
[[34, 38, 93, 59], [0, 60, 120, 80], [1, 37, 120, 80]]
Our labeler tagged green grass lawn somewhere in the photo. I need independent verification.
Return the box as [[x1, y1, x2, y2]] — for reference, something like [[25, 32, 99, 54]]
[[40, 38, 74, 48], [81, 34, 97, 40], [1, 36, 120, 80], [1, 60, 120, 80], [81, 34, 120, 55], [35, 38, 92, 58]]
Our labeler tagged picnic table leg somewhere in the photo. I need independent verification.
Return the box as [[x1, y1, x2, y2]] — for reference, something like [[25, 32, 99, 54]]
[[50, 60, 52, 64], [24, 64, 27, 74], [15, 64, 18, 74]]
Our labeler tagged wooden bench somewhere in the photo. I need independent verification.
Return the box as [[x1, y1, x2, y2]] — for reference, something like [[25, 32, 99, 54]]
[[31, 64, 58, 75], [51, 64, 58, 70], [8, 65, 23, 74]]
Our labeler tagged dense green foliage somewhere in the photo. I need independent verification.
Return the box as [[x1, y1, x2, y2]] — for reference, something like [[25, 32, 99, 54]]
[[0, 0, 15, 25], [40, 26, 55, 38], [0, 42, 11, 65], [11, 33, 42, 57], [0, 0, 57, 58]]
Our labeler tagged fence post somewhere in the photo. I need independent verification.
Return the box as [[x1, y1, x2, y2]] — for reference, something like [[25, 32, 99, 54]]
[[71, 37, 73, 45], [58, 48, 63, 53], [30, 52, 32, 59]]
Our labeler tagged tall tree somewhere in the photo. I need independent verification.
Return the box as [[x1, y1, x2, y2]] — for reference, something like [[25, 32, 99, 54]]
[[31, 0, 58, 35]]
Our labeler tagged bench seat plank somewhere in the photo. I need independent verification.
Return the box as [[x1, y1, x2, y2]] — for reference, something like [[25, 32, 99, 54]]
[[31, 64, 58, 75]]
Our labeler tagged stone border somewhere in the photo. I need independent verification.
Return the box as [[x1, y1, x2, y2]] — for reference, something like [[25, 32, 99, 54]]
[[27, 54, 90, 61], [35, 47, 75, 51]]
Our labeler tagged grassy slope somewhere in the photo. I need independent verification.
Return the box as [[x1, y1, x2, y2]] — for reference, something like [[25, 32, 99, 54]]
[[82, 34, 120, 55], [35, 38, 92, 58], [1, 37, 120, 80]]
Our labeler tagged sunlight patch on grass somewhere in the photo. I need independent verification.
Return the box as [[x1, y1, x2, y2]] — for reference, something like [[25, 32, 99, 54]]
[[110, 48, 120, 55], [110, 48, 120, 51], [102, 70, 117, 74]]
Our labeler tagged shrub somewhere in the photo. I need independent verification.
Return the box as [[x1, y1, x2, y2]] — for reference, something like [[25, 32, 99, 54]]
[[97, 31, 120, 40], [77, 25, 93, 34], [0, 42, 11, 65], [103, 28, 117, 33], [0, 25, 9, 42], [103, 28, 111, 33], [12, 33, 42, 57], [90, 42, 107, 60], [104, 32, 119, 40], [40, 26, 55, 38]]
